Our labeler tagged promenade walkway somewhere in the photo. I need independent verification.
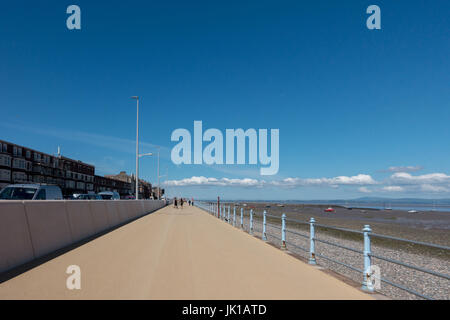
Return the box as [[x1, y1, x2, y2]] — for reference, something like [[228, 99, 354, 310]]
[[0, 205, 372, 299]]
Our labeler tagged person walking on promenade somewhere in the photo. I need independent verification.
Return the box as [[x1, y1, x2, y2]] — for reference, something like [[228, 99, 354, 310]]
[[180, 197, 184, 209], [174, 197, 178, 209]]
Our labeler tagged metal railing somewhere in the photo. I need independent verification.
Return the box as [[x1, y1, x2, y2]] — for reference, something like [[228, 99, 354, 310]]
[[195, 201, 450, 300]]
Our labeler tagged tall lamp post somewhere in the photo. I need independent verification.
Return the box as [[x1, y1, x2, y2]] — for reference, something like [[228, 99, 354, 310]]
[[158, 166, 168, 200], [157, 146, 160, 199], [131, 96, 140, 200], [137, 152, 153, 199]]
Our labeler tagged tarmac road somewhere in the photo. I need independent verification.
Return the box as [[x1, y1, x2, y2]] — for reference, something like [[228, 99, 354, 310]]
[[0, 205, 373, 299]]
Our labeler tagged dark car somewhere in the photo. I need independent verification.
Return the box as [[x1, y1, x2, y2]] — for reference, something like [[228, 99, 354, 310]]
[[73, 194, 102, 200]]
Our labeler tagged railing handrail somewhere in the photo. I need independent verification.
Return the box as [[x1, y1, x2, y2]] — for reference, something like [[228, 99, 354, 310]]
[[239, 206, 448, 250], [314, 237, 363, 254], [369, 252, 450, 280], [195, 201, 450, 300], [370, 233, 450, 251], [315, 223, 364, 235]]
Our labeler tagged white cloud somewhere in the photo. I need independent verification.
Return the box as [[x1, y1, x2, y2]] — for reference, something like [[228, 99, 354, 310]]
[[358, 187, 372, 193], [270, 174, 377, 187], [382, 186, 404, 192], [389, 172, 450, 185], [165, 174, 377, 188], [1, 122, 167, 157], [164, 176, 264, 188], [420, 184, 450, 193], [385, 166, 423, 173], [164, 172, 450, 195]]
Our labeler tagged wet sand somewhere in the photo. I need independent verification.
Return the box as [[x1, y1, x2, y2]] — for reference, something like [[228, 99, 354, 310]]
[[227, 202, 450, 248]]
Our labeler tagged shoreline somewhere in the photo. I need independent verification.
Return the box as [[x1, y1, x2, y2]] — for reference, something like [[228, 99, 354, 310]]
[[218, 202, 450, 248]]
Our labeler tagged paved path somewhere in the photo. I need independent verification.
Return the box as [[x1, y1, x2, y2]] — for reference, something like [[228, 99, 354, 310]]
[[0, 205, 372, 299]]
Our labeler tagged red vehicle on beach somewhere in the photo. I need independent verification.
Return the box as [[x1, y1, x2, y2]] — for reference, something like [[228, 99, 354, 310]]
[[324, 207, 335, 213]]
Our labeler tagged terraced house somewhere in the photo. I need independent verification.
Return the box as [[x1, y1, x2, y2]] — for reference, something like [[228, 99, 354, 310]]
[[0, 139, 132, 198]]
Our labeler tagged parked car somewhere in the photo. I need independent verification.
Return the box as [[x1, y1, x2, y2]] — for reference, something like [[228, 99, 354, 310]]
[[98, 191, 120, 200], [324, 207, 335, 213], [0, 184, 63, 200], [72, 194, 102, 200]]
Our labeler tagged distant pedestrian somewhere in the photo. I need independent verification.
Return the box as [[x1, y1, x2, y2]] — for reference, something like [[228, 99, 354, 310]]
[[180, 197, 184, 209], [191, 198, 194, 206], [174, 197, 178, 208], [188, 200, 191, 206]]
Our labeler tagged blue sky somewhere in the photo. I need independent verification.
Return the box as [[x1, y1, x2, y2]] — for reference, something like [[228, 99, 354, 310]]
[[1, 1, 449, 200]]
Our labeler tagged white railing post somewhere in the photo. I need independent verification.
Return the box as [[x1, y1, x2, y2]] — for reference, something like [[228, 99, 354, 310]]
[[228, 205, 230, 223], [233, 207, 236, 226], [281, 213, 286, 249], [262, 210, 267, 241], [309, 218, 317, 265], [240, 208, 244, 229], [249, 209, 253, 235], [362, 225, 374, 292]]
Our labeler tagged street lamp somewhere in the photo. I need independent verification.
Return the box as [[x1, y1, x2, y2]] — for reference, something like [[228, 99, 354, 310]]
[[140, 148, 162, 200], [139, 153, 153, 158], [137, 152, 153, 199], [131, 96, 139, 200], [158, 166, 168, 200], [131, 96, 160, 200], [156, 146, 160, 200]]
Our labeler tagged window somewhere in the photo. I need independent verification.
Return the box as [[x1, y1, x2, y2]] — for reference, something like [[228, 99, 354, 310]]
[[12, 158, 26, 169], [12, 171, 27, 182], [65, 180, 75, 188], [13, 147, 17, 156], [26, 150, 31, 158], [0, 187, 36, 200], [0, 169, 10, 181], [3, 144, 7, 153], [34, 189, 46, 200], [0, 187, 13, 199], [18, 148, 22, 156], [0, 154, 11, 167]]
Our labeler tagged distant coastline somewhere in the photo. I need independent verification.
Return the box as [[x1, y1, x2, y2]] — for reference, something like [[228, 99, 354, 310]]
[[199, 198, 450, 212]]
